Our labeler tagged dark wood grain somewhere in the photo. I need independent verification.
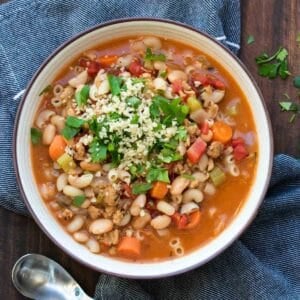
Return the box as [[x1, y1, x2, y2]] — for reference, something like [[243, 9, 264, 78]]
[[1, 0, 300, 299]]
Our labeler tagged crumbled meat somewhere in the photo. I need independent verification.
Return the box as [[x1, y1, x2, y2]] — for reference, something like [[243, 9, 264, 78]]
[[207, 141, 224, 158], [88, 205, 101, 219], [60, 208, 73, 221], [73, 142, 86, 161], [112, 209, 124, 225], [99, 229, 120, 246]]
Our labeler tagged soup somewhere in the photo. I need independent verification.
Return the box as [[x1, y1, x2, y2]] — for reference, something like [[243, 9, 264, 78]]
[[31, 36, 257, 261]]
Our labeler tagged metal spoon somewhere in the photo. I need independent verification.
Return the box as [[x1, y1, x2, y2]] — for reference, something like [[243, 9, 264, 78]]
[[12, 253, 93, 300]]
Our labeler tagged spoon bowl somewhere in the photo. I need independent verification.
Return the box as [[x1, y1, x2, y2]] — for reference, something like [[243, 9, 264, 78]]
[[12, 254, 92, 300]]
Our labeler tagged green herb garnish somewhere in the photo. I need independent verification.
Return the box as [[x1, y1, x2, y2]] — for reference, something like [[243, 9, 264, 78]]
[[247, 35, 255, 45], [132, 182, 153, 195], [107, 74, 122, 96], [279, 95, 300, 123], [39, 85, 52, 96], [255, 47, 290, 79], [126, 96, 141, 108], [88, 139, 107, 162], [61, 126, 79, 140], [66, 116, 85, 128], [30, 128, 42, 144], [296, 32, 300, 47], [145, 47, 166, 62], [146, 167, 170, 183], [73, 195, 86, 207], [293, 76, 300, 88], [75, 85, 90, 107]]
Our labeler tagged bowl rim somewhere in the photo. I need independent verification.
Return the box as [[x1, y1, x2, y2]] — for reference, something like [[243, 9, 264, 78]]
[[13, 17, 274, 278]]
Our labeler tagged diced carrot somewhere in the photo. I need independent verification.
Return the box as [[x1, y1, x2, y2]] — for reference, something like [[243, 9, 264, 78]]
[[49, 135, 67, 161], [171, 79, 183, 93], [233, 144, 248, 161], [97, 55, 118, 67], [186, 138, 207, 164], [150, 181, 168, 199], [117, 236, 141, 259], [184, 210, 201, 230], [212, 121, 233, 144]]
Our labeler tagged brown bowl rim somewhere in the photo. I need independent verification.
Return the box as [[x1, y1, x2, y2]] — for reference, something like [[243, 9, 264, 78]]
[[13, 17, 274, 278]]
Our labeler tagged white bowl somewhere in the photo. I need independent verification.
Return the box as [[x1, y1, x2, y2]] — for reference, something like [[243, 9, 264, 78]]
[[13, 19, 273, 278]]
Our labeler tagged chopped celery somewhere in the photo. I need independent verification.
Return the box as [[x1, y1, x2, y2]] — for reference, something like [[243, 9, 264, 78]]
[[209, 166, 226, 186], [187, 96, 202, 112], [57, 153, 76, 173], [226, 104, 239, 116]]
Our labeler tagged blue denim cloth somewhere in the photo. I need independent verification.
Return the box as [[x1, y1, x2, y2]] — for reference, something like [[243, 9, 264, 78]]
[[1, 1, 299, 299]]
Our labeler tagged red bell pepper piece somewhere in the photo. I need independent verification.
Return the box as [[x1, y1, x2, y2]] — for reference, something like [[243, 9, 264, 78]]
[[128, 60, 143, 76], [186, 138, 207, 164]]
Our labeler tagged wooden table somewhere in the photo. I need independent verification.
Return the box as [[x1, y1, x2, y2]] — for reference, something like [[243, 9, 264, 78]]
[[0, 0, 299, 298]]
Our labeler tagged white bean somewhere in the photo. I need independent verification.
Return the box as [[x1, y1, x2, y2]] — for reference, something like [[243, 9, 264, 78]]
[[132, 213, 151, 230], [116, 55, 133, 67], [50, 115, 65, 132], [170, 176, 190, 195], [68, 174, 93, 189], [68, 70, 88, 88], [167, 70, 187, 83], [56, 173, 68, 192], [73, 231, 89, 243], [80, 161, 101, 172], [67, 216, 84, 233], [89, 219, 113, 235], [153, 77, 167, 91], [42, 124, 56, 145], [198, 154, 209, 171], [130, 194, 146, 216], [180, 202, 199, 215], [86, 238, 100, 253], [204, 182, 216, 195], [182, 189, 204, 203], [118, 213, 131, 227], [143, 36, 162, 50], [36, 110, 55, 128], [157, 201, 175, 216], [63, 185, 84, 197], [151, 215, 171, 230]]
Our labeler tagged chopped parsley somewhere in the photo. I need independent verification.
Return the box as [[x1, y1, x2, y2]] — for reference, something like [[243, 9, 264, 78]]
[[89, 139, 107, 162], [107, 74, 122, 95], [62, 116, 85, 140], [247, 35, 255, 45], [30, 128, 42, 145], [75, 85, 90, 107], [279, 94, 300, 123], [145, 47, 166, 62], [255, 47, 290, 79], [72, 195, 86, 207], [146, 167, 170, 183], [39, 85, 52, 96], [132, 182, 153, 195]]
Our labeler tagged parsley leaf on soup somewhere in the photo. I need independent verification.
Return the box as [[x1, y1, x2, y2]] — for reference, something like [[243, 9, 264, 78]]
[[145, 48, 166, 62], [75, 85, 90, 107], [31, 128, 42, 145]]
